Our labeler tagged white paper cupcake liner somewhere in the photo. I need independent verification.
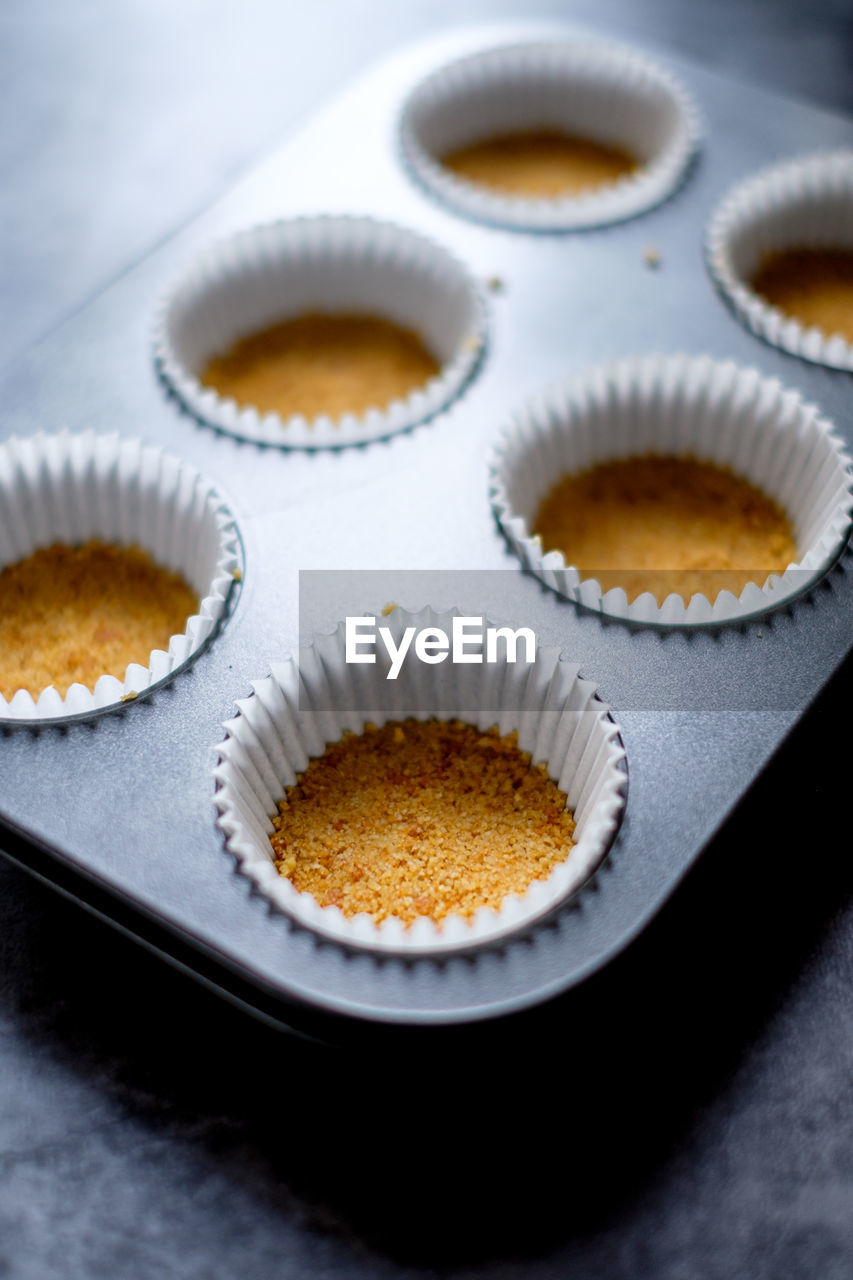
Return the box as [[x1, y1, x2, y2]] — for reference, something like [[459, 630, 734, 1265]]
[[154, 215, 487, 448], [213, 606, 627, 955], [490, 353, 853, 625], [0, 431, 241, 723], [399, 39, 701, 231], [706, 150, 853, 369]]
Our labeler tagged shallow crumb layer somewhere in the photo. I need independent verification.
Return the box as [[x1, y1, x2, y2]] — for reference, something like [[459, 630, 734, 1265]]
[[201, 312, 440, 421], [533, 455, 796, 604], [751, 248, 853, 344], [441, 129, 637, 198], [0, 541, 199, 699], [271, 719, 575, 926]]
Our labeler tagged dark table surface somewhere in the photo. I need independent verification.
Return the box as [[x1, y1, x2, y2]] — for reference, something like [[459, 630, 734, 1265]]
[[2, 1, 853, 1275]]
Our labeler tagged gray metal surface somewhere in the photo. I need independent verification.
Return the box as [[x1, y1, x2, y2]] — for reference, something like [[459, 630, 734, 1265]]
[[0, 23, 851, 1026]]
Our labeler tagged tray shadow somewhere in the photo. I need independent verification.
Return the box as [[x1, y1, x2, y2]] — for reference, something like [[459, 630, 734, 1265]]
[[0, 655, 851, 1271]]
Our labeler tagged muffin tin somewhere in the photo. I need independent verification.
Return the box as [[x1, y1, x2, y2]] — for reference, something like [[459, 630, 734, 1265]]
[[1, 23, 852, 1034]]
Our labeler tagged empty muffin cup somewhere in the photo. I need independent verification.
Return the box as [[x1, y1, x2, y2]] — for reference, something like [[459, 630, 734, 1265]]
[[213, 606, 627, 954], [706, 150, 853, 369], [490, 353, 852, 625], [400, 39, 701, 231], [154, 215, 487, 448], [0, 431, 241, 722]]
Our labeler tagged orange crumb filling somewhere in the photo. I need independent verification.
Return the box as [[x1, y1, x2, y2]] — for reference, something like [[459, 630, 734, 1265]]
[[533, 455, 796, 605], [751, 247, 853, 344], [0, 540, 199, 699], [441, 129, 637, 198], [200, 312, 440, 421], [271, 719, 576, 926]]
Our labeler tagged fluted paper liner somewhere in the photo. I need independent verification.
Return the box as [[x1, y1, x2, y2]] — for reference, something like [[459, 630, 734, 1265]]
[[155, 215, 486, 448], [213, 606, 627, 954], [400, 39, 701, 231], [706, 150, 853, 369], [490, 353, 853, 625], [0, 432, 241, 722]]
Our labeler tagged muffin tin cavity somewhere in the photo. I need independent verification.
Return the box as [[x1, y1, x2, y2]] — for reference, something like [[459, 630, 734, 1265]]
[[707, 150, 853, 369], [155, 215, 487, 448], [400, 39, 701, 230], [0, 432, 241, 723], [490, 353, 853, 625], [214, 607, 627, 955]]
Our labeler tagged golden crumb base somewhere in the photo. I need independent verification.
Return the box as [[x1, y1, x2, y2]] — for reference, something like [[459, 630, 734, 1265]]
[[0, 540, 199, 699], [200, 312, 440, 421], [751, 248, 853, 344], [441, 129, 637, 198], [271, 719, 576, 926], [533, 455, 797, 604]]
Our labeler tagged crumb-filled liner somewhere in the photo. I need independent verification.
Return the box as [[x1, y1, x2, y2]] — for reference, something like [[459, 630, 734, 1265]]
[[399, 39, 701, 231], [706, 150, 853, 369], [214, 606, 627, 954], [490, 353, 853, 625], [154, 215, 487, 448], [0, 431, 241, 723]]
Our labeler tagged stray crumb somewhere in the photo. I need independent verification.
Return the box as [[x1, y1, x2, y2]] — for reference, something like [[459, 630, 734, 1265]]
[[381, 601, 397, 616], [462, 332, 483, 354], [487, 276, 505, 293], [121, 691, 138, 703], [756, 630, 763, 638], [232, 567, 243, 583], [271, 719, 575, 926], [643, 246, 662, 269]]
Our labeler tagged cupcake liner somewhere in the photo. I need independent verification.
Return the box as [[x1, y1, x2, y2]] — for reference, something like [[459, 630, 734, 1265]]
[[399, 39, 701, 231], [490, 353, 853, 625], [154, 215, 487, 448], [706, 150, 853, 369], [213, 606, 627, 954], [0, 431, 241, 723]]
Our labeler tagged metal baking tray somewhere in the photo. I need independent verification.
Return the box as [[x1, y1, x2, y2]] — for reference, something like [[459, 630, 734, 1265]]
[[1, 22, 851, 1034]]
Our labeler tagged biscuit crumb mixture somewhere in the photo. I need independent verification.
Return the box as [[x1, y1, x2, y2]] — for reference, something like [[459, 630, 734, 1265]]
[[0, 540, 198, 698], [751, 248, 853, 344], [441, 129, 636, 198], [201, 312, 440, 421], [533, 455, 796, 605], [271, 719, 575, 926]]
